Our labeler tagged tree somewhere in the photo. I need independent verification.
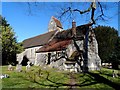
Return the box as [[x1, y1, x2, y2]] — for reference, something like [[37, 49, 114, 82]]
[[94, 26, 119, 65], [0, 16, 23, 65], [109, 36, 120, 69], [0, 16, 2, 65]]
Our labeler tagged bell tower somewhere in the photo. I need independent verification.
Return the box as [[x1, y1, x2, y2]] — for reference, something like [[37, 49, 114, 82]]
[[48, 16, 63, 32]]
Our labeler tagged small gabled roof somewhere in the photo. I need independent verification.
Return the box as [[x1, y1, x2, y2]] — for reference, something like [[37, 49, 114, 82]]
[[23, 30, 57, 48], [36, 39, 71, 52], [52, 16, 63, 29]]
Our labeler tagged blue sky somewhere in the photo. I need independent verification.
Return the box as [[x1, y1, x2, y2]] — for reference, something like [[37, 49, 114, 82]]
[[2, 2, 119, 42]]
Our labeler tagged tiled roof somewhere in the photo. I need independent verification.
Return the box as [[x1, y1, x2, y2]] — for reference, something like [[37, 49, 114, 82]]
[[52, 16, 63, 29], [36, 39, 71, 52], [23, 23, 90, 50], [36, 24, 89, 53], [23, 30, 57, 48]]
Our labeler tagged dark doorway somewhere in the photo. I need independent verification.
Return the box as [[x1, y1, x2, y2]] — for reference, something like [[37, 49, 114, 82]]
[[47, 53, 51, 65], [21, 55, 29, 66]]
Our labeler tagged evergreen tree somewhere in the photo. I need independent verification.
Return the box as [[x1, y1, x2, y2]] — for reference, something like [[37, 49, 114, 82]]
[[109, 37, 120, 69], [0, 16, 23, 65], [94, 25, 119, 68]]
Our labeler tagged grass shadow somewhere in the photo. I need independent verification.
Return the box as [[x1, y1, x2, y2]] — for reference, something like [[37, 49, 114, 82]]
[[88, 72, 120, 90], [28, 71, 98, 88], [20, 68, 120, 89]]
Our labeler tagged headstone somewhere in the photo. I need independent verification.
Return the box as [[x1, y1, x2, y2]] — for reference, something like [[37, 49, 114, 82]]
[[75, 63, 79, 72], [16, 64, 22, 72], [8, 64, 14, 71], [113, 70, 118, 78], [26, 61, 31, 71]]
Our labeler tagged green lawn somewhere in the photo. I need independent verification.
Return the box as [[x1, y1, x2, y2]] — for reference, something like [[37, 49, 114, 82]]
[[75, 68, 120, 89], [1, 65, 120, 89], [1, 65, 70, 89]]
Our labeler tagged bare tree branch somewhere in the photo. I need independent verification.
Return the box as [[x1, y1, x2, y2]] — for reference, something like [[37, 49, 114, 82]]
[[91, 8, 96, 24], [95, 2, 104, 21], [26, 2, 117, 26], [27, 2, 32, 15], [58, 2, 96, 25], [58, 7, 71, 19], [73, 7, 91, 14]]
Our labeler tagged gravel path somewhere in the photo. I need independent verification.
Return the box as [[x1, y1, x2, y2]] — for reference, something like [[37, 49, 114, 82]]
[[69, 73, 77, 89]]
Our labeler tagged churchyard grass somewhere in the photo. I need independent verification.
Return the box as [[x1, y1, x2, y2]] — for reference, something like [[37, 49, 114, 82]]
[[1, 65, 69, 88], [75, 68, 120, 89], [1, 65, 120, 89]]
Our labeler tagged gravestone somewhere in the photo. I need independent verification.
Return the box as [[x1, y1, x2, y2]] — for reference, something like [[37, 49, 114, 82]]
[[8, 64, 14, 71], [112, 70, 118, 78], [26, 61, 31, 71], [16, 64, 22, 72]]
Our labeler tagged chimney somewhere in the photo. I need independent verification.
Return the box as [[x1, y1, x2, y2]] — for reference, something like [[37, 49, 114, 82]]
[[72, 20, 76, 37]]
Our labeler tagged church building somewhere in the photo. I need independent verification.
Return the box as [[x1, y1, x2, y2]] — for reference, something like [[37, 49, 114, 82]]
[[17, 16, 101, 72]]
